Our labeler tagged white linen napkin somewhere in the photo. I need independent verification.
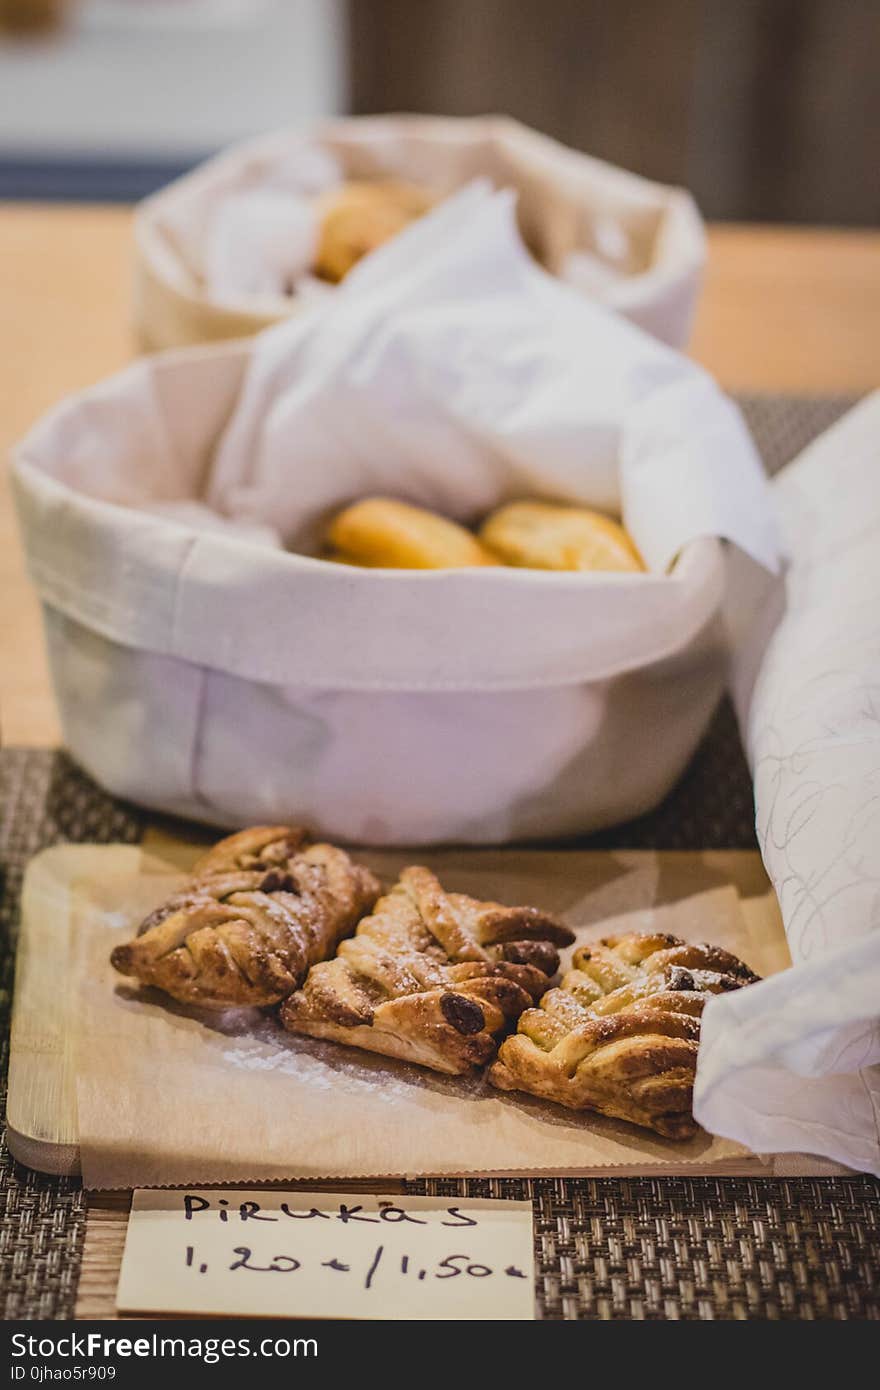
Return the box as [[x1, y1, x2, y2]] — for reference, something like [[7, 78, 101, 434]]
[[203, 191, 320, 300], [160, 143, 340, 300], [695, 394, 880, 1174], [209, 184, 779, 577]]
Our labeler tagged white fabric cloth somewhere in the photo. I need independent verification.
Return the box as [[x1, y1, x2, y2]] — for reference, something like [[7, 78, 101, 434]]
[[202, 191, 320, 301], [695, 394, 880, 1175], [158, 141, 340, 303]]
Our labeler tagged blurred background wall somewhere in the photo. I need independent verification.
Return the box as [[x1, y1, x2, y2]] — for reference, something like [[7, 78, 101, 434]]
[[1, 0, 877, 223], [350, 0, 880, 225], [0, 0, 347, 197]]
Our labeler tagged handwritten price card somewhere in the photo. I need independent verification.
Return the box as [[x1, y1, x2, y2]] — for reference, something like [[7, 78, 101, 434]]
[[116, 1189, 534, 1320]]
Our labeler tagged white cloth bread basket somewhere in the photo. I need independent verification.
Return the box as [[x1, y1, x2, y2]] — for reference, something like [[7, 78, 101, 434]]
[[11, 339, 732, 846], [134, 114, 705, 353]]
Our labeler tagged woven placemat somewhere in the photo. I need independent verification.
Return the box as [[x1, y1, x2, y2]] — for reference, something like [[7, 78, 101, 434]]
[[2, 393, 878, 1321], [0, 751, 142, 1319], [404, 1174, 880, 1320]]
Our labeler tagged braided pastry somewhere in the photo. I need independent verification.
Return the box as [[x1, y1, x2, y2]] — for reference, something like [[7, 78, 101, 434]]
[[110, 826, 380, 1010], [280, 865, 574, 1075], [489, 931, 760, 1138]]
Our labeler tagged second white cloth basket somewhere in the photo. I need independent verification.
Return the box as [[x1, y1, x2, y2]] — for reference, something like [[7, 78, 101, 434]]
[[134, 114, 705, 352]]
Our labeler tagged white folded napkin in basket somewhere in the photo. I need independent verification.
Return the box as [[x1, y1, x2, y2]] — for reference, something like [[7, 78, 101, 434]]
[[695, 394, 880, 1175], [210, 183, 778, 577]]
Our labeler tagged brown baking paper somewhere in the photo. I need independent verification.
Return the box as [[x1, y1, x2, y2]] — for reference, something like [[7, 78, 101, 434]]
[[71, 846, 788, 1189]]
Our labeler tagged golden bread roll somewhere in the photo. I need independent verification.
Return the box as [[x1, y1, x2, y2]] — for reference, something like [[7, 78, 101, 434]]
[[479, 500, 644, 573], [314, 179, 433, 283], [326, 498, 499, 570]]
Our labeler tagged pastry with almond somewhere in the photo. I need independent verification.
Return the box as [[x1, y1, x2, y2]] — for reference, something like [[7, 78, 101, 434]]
[[281, 866, 573, 1074]]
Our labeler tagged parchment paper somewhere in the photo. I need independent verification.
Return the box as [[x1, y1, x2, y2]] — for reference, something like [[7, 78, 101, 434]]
[[70, 846, 786, 1189]]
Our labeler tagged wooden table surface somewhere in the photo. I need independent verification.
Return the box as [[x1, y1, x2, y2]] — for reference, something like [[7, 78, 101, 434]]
[[1, 205, 878, 1319]]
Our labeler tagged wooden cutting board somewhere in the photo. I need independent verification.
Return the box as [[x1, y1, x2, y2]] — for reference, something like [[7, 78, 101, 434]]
[[5, 833, 848, 1180]]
